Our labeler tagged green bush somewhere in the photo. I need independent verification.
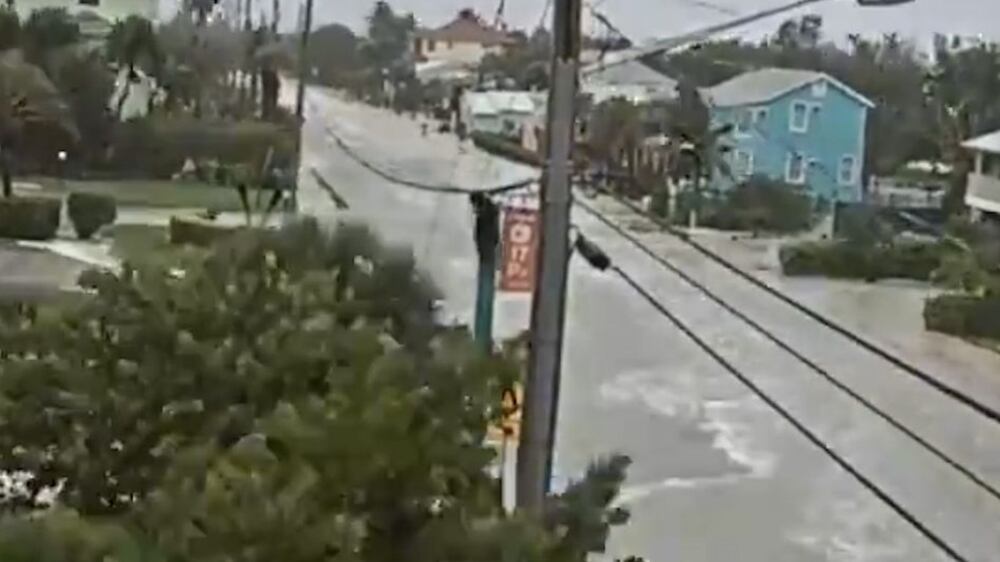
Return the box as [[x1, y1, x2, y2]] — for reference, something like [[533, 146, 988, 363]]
[[780, 240, 942, 282], [169, 216, 241, 248], [924, 295, 1000, 340], [673, 176, 814, 233], [67, 192, 117, 240], [471, 131, 543, 167], [0, 196, 62, 241], [108, 117, 300, 179]]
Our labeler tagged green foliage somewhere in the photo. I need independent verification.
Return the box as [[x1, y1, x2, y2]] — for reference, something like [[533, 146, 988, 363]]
[[480, 28, 552, 90], [933, 219, 1000, 297], [169, 215, 241, 247], [309, 23, 365, 89], [0, 195, 61, 240], [20, 7, 80, 67], [924, 294, 1000, 340], [107, 16, 162, 76], [67, 192, 117, 240], [472, 131, 543, 167], [0, 219, 637, 560], [363, 1, 416, 74], [46, 50, 115, 170], [681, 176, 814, 233], [780, 239, 943, 282], [107, 117, 298, 179], [0, 8, 19, 52]]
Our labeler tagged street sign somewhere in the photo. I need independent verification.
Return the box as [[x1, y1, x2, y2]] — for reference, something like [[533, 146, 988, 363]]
[[500, 208, 540, 293]]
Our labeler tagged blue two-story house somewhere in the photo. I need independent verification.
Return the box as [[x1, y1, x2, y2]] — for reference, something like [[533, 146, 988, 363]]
[[703, 68, 874, 203]]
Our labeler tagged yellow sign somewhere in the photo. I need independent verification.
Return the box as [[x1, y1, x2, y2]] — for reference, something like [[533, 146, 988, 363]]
[[487, 384, 523, 444]]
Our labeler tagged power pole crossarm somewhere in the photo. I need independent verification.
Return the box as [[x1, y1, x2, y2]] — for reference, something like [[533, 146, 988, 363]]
[[516, 0, 582, 513]]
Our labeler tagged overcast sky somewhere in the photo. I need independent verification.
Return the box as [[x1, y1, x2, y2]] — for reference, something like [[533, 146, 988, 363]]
[[169, 0, 996, 49]]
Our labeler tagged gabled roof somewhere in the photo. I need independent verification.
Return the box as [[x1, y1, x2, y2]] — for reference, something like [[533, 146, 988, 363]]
[[704, 67, 874, 109], [414, 11, 513, 46], [962, 130, 1000, 154], [585, 59, 677, 90], [464, 91, 539, 116]]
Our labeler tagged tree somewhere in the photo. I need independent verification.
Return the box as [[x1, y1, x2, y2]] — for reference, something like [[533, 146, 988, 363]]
[[0, 7, 19, 52], [0, 50, 76, 197], [587, 98, 645, 181], [0, 220, 637, 561], [309, 23, 364, 88], [20, 7, 80, 69], [363, 2, 416, 82]]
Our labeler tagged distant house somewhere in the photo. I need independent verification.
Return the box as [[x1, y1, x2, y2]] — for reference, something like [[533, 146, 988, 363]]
[[582, 55, 678, 105], [411, 9, 514, 66], [703, 67, 873, 203], [460, 91, 542, 138], [14, 0, 159, 23], [961, 131, 1000, 220]]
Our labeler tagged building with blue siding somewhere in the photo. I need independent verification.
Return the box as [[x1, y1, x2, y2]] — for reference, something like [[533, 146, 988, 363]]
[[703, 68, 873, 203]]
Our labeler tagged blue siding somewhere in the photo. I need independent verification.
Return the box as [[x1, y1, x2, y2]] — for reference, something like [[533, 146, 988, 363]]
[[709, 78, 868, 203]]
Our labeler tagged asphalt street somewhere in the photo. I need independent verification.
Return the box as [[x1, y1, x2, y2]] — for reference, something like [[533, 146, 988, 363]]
[[294, 86, 1000, 562]]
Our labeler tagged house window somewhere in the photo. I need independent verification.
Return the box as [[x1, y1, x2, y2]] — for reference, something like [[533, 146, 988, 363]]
[[736, 109, 753, 135], [839, 155, 857, 185], [733, 150, 754, 178], [787, 153, 807, 184], [754, 108, 769, 125], [812, 80, 827, 98], [790, 101, 809, 133]]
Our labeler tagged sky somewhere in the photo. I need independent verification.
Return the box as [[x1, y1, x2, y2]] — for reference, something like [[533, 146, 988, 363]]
[[164, 0, 997, 50]]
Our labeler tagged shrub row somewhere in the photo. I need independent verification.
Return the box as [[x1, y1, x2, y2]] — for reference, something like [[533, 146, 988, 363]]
[[0, 193, 118, 242], [924, 295, 1000, 340], [780, 240, 943, 282], [107, 117, 300, 180], [0, 197, 63, 241], [471, 132, 543, 168], [169, 216, 241, 248], [672, 176, 815, 234]]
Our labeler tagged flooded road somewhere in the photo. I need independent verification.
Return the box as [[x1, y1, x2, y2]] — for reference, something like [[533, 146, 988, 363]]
[[295, 86, 1000, 562]]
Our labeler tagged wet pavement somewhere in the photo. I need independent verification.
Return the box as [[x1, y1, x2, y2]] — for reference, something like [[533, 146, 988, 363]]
[[294, 86, 1000, 562]]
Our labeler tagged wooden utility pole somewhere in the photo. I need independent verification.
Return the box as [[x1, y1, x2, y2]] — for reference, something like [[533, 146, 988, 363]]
[[515, 0, 582, 513], [295, 0, 314, 120]]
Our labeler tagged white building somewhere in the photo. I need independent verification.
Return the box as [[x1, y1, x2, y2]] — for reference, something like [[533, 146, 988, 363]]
[[461, 91, 542, 138], [412, 9, 513, 67], [961, 130, 1000, 220], [582, 56, 678, 105], [13, 0, 159, 22]]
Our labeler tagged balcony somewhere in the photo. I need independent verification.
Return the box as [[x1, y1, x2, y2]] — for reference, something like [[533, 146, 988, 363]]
[[966, 172, 1000, 215]]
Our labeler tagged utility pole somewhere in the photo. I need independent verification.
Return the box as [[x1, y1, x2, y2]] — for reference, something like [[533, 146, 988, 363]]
[[295, 0, 314, 120], [471, 194, 500, 352], [516, 0, 582, 512]]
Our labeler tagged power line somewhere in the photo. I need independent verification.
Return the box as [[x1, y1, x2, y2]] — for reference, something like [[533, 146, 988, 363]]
[[675, 0, 740, 16], [571, 233, 970, 562], [574, 196, 1000, 504], [318, 122, 539, 196], [589, 187, 1000, 428]]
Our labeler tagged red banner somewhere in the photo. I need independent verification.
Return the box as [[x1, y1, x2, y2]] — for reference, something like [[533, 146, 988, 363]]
[[500, 208, 540, 293]]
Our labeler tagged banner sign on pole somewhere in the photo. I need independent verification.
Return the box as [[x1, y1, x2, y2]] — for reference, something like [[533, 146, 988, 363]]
[[500, 208, 540, 293]]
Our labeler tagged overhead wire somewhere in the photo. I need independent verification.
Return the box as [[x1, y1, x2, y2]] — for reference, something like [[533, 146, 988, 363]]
[[571, 237, 970, 562], [320, 123, 539, 195], [586, 186, 1000, 428], [574, 196, 1000, 504]]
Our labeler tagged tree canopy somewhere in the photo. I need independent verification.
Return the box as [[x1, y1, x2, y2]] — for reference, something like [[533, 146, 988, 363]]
[[0, 219, 637, 561]]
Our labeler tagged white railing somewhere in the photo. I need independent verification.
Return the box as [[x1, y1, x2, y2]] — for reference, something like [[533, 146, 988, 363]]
[[966, 172, 1000, 214]]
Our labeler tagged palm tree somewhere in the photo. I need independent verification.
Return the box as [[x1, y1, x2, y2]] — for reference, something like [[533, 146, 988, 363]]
[[586, 98, 644, 191], [0, 50, 76, 197], [660, 82, 735, 227]]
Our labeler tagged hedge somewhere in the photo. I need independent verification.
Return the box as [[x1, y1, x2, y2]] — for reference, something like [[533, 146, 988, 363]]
[[169, 216, 242, 248], [107, 117, 300, 180], [0, 196, 62, 241], [471, 132, 543, 167], [673, 177, 814, 233], [68, 193, 117, 240], [780, 240, 943, 282], [924, 295, 1000, 340]]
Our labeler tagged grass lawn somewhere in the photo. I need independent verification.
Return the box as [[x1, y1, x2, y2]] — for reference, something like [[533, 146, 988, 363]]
[[23, 177, 244, 211], [109, 224, 207, 270]]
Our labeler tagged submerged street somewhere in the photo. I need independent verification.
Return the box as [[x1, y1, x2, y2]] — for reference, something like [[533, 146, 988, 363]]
[[296, 86, 1000, 562]]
